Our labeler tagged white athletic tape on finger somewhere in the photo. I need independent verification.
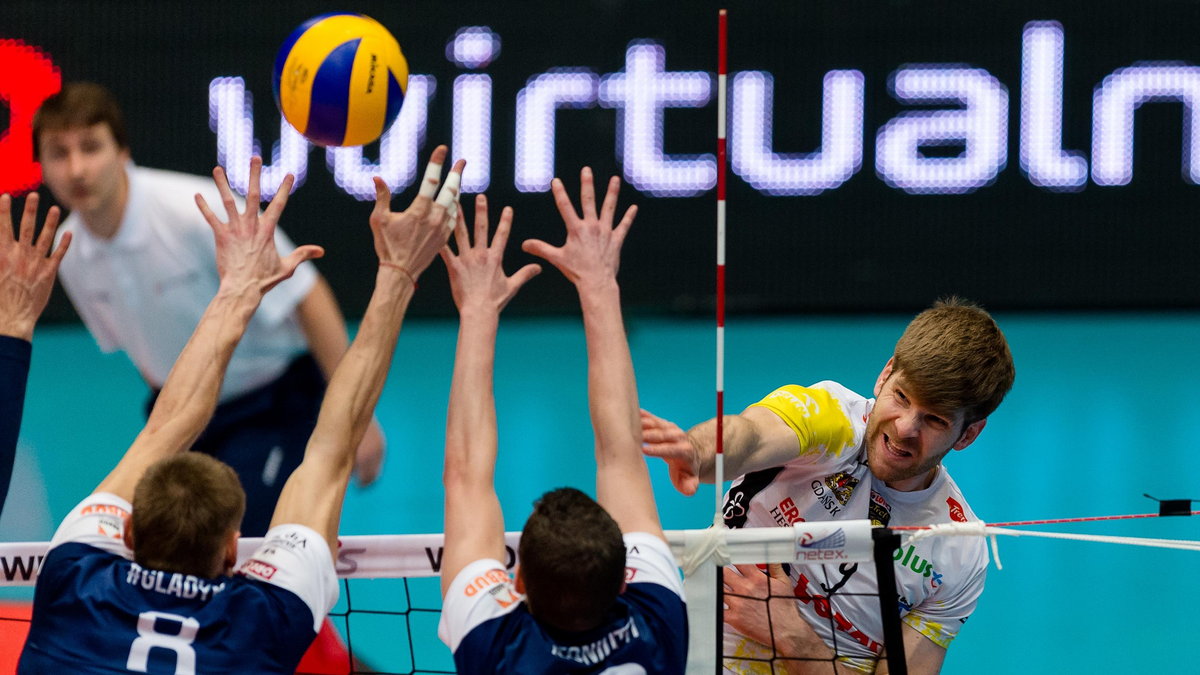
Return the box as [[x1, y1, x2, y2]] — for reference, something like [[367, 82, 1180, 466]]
[[445, 198, 459, 229], [435, 170, 462, 209], [418, 161, 443, 198]]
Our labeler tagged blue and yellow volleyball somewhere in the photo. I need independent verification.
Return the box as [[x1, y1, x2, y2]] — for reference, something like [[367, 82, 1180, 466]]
[[273, 13, 408, 147]]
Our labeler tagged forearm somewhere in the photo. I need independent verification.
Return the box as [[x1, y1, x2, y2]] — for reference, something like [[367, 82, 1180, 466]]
[[579, 280, 640, 467], [443, 308, 500, 487], [688, 413, 764, 483], [96, 285, 262, 498], [296, 276, 350, 380], [304, 267, 412, 464]]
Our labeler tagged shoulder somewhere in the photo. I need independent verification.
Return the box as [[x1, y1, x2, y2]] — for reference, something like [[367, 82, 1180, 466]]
[[751, 381, 870, 458], [237, 524, 337, 633], [438, 558, 524, 654], [623, 532, 684, 599]]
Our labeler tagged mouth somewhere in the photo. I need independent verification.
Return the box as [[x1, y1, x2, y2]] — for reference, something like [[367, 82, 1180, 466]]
[[882, 434, 912, 460]]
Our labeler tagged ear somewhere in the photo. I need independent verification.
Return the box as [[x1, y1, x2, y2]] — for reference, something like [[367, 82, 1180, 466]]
[[953, 418, 987, 451], [874, 357, 896, 397], [122, 514, 135, 550], [618, 581, 628, 596], [223, 530, 240, 573]]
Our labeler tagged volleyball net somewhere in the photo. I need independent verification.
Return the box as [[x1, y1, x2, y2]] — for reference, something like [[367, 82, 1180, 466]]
[[2, 516, 1198, 673]]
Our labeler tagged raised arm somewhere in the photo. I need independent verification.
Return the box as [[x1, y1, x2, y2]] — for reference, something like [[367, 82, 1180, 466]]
[[439, 194, 540, 596], [94, 158, 319, 502], [640, 404, 802, 496], [522, 168, 662, 539], [270, 146, 462, 555], [295, 275, 388, 487], [0, 193, 70, 513]]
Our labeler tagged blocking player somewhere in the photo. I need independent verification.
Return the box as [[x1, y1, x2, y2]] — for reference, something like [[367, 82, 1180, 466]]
[[0, 192, 70, 514], [436, 169, 687, 671], [642, 299, 1014, 673], [34, 82, 385, 538], [18, 149, 460, 673]]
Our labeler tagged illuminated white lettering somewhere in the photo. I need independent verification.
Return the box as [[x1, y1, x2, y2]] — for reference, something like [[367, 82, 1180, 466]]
[[599, 41, 715, 196], [1092, 64, 1200, 185], [515, 69, 599, 192], [876, 66, 1009, 194], [326, 75, 437, 199], [209, 77, 311, 199], [731, 70, 864, 195], [1020, 21, 1087, 190], [450, 27, 500, 193]]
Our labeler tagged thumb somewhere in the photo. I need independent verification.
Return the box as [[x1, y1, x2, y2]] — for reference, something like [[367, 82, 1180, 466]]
[[521, 239, 558, 264], [767, 563, 790, 584], [266, 245, 324, 292]]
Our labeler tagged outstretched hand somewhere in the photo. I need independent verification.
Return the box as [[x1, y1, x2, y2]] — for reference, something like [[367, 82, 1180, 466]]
[[640, 409, 703, 496], [195, 156, 323, 295], [521, 167, 637, 288], [370, 145, 463, 284], [0, 193, 71, 341], [440, 194, 541, 315]]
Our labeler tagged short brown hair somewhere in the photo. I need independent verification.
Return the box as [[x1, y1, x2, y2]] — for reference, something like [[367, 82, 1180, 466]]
[[33, 82, 129, 159], [518, 488, 626, 632], [131, 453, 245, 578], [892, 297, 1015, 424]]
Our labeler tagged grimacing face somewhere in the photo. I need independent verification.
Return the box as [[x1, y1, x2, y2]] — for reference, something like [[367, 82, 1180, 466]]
[[864, 361, 984, 491], [37, 122, 129, 226]]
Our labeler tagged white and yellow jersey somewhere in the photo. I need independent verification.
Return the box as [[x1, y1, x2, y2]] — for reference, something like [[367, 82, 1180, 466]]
[[723, 381, 988, 673]]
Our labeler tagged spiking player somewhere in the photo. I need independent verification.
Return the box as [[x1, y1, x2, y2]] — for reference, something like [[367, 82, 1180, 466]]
[[643, 299, 1014, 673], [19, 148, 461, 673], [436, 169, 687, 672]]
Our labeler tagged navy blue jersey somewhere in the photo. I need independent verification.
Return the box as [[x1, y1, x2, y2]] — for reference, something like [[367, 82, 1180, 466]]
[[439, 533, 687, 674], [19, 494, 337, 674]]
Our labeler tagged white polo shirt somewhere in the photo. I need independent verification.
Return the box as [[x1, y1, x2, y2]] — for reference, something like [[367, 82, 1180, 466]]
[[56, 164, 317, 400]]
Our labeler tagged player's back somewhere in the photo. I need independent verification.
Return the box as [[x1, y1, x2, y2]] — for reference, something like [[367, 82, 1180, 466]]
[[18, 541, 317, 674]]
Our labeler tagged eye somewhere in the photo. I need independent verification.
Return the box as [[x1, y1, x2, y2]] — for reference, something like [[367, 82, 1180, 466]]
[[894, 388, 909, 405], [926, 415, 949, 430]]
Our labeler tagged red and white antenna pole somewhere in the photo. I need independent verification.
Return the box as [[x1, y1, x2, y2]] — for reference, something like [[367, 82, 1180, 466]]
[[714, 8, 728, 517]]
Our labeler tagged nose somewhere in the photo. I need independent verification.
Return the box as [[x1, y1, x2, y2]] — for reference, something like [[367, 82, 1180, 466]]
[[893, 410, 921, 439], [65, 150, 86, 180]]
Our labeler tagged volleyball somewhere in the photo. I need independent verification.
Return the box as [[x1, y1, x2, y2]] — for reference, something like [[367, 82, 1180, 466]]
[[273, 13, 408, 147]]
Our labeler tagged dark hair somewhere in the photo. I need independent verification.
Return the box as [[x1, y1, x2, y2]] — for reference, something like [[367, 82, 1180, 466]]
[[33, 82, 129, 159], [131, 453, 245, 577], [518, 487, 626, 632], [892, 296, 1015, 424]]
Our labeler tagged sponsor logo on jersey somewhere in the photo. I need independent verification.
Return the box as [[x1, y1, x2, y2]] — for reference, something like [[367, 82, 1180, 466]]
[[625, 566, 638, 582], [792, 572, 882, 654], [770, 497, 805, 527], [722, 467, 786, 529], [893, 545, 945, 588], [550, 617, 641, 665], [766, 388, 822, 419], [486, 582, 520, 609], [80, 503, 130, 519], [823, 472, 859, 506], [946, 497, 968, 523], [241, 558, 277, 580], [868, 490, 892, 527], [463, 568, 510, 597], [810, 480, 843, 517]]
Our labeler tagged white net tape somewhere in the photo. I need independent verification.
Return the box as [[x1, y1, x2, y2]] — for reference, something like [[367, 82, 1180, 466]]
[[3, 521, 1196, 673]]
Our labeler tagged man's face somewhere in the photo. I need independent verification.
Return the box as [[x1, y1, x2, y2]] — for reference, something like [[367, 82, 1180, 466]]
[[865, 360, 984, 491], [37, 122, 129, 220]]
